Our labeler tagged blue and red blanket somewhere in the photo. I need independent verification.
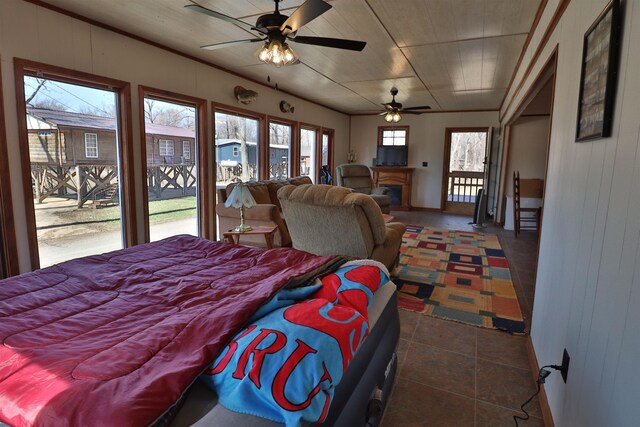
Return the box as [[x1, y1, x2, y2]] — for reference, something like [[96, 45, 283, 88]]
[[200, 261, 390, 426]]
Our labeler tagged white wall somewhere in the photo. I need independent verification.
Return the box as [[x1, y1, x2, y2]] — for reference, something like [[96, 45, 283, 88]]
[[350, 111, 499, 209], [501, 0, 640, 425], [505, 115, 550, 196], [0, 0, 350, 273]]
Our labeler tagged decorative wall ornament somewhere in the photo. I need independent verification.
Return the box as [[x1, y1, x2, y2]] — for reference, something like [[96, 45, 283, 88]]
[[234, 86, 258, 105], [575, 0, 621, 141], [279, 100, 295, 114]]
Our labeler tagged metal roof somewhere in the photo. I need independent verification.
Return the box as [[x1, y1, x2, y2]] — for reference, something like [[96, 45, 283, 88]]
[[27, 108, 195, 138]]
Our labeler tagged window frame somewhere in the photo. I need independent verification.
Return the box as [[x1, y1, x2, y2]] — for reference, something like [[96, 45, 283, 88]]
[[267, 117, 297, 180], [13, 58, 137, 270], [378, 125, 410, 147], [182, 140, 190, 160], [298, 123, 320, 183], [0, 55, 17, 277], [140, 86, 209, 240], [84, 133, 99, 158], [320, 127, 335, 184], [213, 102, 266, 180], [159, 139, 175, 157]]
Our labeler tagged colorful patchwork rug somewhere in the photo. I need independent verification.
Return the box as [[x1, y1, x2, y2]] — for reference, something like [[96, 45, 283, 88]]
[[394, 225, 526, 333]]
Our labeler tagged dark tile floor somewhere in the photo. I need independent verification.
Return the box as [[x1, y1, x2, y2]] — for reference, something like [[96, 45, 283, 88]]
[[381, 211, 544, 427]]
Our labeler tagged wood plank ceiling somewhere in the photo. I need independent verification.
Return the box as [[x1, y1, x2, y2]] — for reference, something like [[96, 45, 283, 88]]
[[37, 0, 542, 113]]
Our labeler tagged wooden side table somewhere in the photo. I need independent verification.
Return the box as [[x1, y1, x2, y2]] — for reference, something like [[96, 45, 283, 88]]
[[222, 225, 277, 249]]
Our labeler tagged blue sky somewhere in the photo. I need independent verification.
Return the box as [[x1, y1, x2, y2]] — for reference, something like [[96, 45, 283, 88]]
[[24, 76, 116, 115]]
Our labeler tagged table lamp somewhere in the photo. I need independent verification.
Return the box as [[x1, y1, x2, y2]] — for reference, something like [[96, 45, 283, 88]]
[[224, 182, 256, 232]]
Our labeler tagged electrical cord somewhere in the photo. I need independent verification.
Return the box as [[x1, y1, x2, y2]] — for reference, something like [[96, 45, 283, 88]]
[[513, 364, 562, 426]]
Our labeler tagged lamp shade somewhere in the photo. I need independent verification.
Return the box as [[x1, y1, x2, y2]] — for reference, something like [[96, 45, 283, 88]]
[[225, 182, 256, 209]]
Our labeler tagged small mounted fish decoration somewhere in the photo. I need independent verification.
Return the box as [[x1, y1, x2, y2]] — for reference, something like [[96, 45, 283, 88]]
[[234, 86, 258, 105], [279, 100, 295, 114]]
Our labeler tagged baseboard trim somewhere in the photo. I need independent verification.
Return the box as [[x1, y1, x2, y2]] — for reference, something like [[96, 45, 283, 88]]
[[409, 206, 442, 212], [526, 337, 556, 427]]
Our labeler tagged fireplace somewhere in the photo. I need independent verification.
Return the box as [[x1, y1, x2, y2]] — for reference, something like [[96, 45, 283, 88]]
[[371, 167, 414, 210], [379, 184, 402, 206]]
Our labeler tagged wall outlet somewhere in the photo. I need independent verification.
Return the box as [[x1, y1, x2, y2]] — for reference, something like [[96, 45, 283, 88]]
[[561, 349, 570, 383], [422, 161, 428, 167]]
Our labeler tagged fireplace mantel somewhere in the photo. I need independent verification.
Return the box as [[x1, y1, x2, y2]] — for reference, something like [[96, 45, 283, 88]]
[[371, 167, 414, 210]]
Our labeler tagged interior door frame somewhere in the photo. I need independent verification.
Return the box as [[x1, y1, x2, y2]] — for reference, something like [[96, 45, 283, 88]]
[[440, 127, 491, 211], [496, 47, 558, 225]]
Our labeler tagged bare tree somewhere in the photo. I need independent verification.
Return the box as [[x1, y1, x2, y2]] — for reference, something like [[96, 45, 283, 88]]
[[144, 99, 194, 129], [31, 98, 67, 111], [25, 78, 47, 106]]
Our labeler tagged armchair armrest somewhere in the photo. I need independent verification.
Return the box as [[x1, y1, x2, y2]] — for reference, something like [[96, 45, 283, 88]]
[[371, 187, 390, 196], [370, 222, 406, 271]]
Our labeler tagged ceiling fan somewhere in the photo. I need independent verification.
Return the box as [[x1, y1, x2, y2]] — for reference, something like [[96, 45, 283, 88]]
[[185, 0, 367, 67], [380, 87, 431, 122]]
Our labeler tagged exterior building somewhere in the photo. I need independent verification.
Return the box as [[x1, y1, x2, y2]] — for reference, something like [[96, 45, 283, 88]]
[[27, 108, 196, 166]]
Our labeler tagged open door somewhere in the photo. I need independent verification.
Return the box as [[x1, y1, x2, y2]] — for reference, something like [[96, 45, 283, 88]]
[[441, 128, 490, 215]]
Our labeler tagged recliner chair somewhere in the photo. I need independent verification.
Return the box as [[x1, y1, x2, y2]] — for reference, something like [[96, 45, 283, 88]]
[[335, 164, 392, 213], [277, 184, 406, 271]]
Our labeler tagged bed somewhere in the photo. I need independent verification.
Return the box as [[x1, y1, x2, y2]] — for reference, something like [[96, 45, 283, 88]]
[[0, 235, 399, 427]]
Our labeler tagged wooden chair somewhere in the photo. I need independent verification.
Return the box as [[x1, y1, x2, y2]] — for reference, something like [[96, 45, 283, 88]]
[[513, 171, 541, 237]]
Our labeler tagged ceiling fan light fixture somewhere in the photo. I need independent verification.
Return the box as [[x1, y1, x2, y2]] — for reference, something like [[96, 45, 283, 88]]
[[385, 111, 401, 122], [257, 40, 298, 67]]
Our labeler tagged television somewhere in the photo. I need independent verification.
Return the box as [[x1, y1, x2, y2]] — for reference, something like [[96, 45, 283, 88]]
[[376, 145, 407, 166]]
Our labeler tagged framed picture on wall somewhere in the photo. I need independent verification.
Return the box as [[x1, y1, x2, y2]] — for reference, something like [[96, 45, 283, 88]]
[[575, 0, 621, 142]]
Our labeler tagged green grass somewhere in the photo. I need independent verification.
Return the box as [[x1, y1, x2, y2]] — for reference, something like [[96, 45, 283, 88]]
[[58, 196, 196, 225]]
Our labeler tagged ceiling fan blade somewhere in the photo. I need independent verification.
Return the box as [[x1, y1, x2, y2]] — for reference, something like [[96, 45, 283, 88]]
[[280, 0, 332, 34], [185, 4, 266, 34], [378, 112, 388, 116], [402, 105, 432, 111], [292, 36, 366, 51], [201, 38, 264, 50], [403, 111, 427, 115]]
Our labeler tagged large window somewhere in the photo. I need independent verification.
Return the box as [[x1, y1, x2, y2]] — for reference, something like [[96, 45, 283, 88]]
[[299, 126, 318, 183], [142, 94, 200, 242], [215, 110, 260, 184], [379, 126, 409, 146], [269, 121, 293, 179], [84, 133, 99, 158], [16, 60, 134, 269]]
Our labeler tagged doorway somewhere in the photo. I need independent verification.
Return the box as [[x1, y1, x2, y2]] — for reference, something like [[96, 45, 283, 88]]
[[441, 128, 489, 215], [497, 50, 557, 235]]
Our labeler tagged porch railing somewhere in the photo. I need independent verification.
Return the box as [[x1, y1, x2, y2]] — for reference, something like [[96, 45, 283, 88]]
[[448, 171, 484, 203]]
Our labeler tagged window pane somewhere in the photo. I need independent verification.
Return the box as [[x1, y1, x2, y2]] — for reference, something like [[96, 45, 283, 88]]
[[382, 129, 406, 146], [300, 128, 317, 183], [24, 76, 123, 267], [449, 132, 487, 172], [269, 122, 291, 179], [182, 141, 190, 159], [215, 112, 259, 184], [84, 133, 98, 158], [144, 98, 198, 242], [322, 133, 329, 166]]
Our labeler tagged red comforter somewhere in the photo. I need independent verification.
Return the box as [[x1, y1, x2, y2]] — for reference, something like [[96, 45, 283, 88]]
[[0, 235, 338, 427]]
